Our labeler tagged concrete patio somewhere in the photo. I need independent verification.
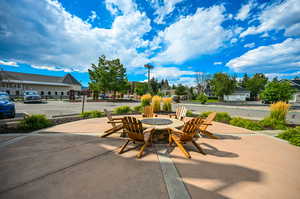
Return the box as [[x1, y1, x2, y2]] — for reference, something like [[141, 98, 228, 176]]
[[0, 115, 299, 199]]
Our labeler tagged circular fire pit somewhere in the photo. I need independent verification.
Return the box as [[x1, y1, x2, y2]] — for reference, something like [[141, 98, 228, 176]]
[[141, 118, 184, 143], [141, 118, 173, 125]]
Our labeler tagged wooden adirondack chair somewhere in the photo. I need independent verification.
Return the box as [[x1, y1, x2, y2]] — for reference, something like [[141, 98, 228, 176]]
[[168, 117, 205, 158], [142, 105, 158, 118], [119, 116, 155, 158], [198, 112, 218, 139], [101, 109, 124, 138], [169, 106, 187, 121]]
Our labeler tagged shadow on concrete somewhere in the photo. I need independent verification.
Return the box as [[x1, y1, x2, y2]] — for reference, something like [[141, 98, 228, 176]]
[[0, 132, 263, 199]]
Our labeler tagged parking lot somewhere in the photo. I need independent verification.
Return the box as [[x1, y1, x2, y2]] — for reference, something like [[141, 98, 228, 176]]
[[12, 101, 300, 124]]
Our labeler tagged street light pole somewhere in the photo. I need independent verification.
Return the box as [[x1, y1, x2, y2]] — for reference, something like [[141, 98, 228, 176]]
[[144, 64, 154, 91]]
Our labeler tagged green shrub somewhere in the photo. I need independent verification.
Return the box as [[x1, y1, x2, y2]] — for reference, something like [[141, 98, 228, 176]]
[[199, 111, 212, 118], [199, 112, 231, 123], [133, 105, 143, 113], [113, 106, 132, 114], [230, 117, 264, 130], [186, 110, 199, 117], [277, 127, 300, 147], [259, 117, 288, 130], [19, 114, 52, 130], [216, 112, 232, 123], [196, 93, 208, 104], [80, 110, 104, 118]]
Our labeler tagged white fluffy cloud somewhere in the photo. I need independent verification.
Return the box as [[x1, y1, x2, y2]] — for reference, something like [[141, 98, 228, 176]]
[[226, 38, 300, 73], [235, 1, 254, 21], [265, 71, 300, 79], [243, 42, 255, 48], [240, 0, 300, 37], [0, 60, 18, 67], [151, 0, 184, 24], [213, 62, 222, 65], [150, 66, 195, 79], [152, 5, 230, 64], [0, 0, 151, 72]]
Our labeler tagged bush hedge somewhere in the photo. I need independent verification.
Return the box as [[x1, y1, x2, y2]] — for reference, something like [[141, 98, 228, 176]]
[[80, 110, 104, 118], [259, 117, 288, 130], [133, 105, 143, 113], [200, 112, 231, 123], [19, 114, 52, 130], [113, 106, 132, 114], [230, 117, 264, 131], [277, 127, 300, 147]]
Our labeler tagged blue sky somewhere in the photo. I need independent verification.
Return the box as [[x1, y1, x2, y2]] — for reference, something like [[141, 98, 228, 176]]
[[0, 0, 299, 86]]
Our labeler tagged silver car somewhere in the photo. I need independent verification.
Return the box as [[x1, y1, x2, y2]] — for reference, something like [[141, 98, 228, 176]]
[[24, 90, 42, 103]]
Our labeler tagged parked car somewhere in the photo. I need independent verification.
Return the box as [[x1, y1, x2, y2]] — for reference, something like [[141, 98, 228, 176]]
[[0, 92, 15, 118], [24, 90, 42, 103]]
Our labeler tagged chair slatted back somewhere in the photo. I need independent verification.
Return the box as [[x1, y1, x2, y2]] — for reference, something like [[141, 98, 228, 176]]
[[104, 109, 115, 127], [206, 112, 216, 123], [143, 106, 154, 118], [176, 106, 187, 120], [122, 116, 144, 141], [199, 112, 216, 131], [181, 118, 203, 141]]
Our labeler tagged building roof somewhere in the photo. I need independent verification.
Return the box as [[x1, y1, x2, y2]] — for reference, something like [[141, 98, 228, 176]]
[[0, 71, 81, 86], [289, 80, 300, 91]]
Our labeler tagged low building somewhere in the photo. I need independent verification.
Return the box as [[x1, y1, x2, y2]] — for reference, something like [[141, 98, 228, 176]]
[[0, 70, 81, 98], [224, 88, 250, 102], [289, 79, 300, 104]]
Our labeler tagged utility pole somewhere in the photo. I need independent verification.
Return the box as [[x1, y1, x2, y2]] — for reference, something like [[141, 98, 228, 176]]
[[144, 64, 154, 91]]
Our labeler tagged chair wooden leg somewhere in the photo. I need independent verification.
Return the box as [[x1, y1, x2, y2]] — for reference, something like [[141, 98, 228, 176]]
[[119, 140, 130, 154], [137, 141, 148, 158], [169, 134, 173, 146], [172, 136, 191, 158], [192, 140, 206, 155], [101, 130, 115, 138]]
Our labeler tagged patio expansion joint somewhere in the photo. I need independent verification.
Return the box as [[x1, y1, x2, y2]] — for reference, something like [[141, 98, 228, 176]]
[[156, 145, 191, 199]]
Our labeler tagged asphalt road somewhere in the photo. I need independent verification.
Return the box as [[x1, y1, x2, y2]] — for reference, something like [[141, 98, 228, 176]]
[[14, 101, 300, 124]]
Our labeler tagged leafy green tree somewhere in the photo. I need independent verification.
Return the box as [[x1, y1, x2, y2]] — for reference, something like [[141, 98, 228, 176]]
[[88, 55, 129, 99], [246, 73, 268, 100], [260, 80, 296, 103], [211, 73, 236, 100], [135, 83, 148, 96], [175, 84, 188, 95]]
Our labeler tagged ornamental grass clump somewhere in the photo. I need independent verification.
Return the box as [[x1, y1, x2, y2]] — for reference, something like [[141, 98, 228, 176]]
[[270, 101, 290, 121], [151, 95, 161, 112], [162, 97, 172, 112], [141, 94, 152, 107]]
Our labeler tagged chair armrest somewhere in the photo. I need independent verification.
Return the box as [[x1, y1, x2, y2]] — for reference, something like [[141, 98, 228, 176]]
[[143, 127, 155, 134], [107, 121, 123, 124], [168, 127, 184, 135], [111, 117, 123, 121], [202, 122, 212, 125]]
